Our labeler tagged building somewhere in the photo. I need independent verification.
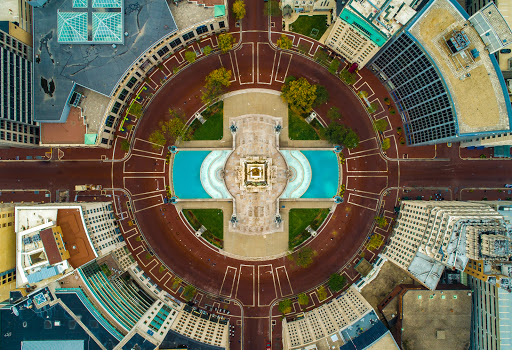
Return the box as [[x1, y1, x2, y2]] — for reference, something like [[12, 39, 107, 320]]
[[468, 275, 512, 350], [369, 0, 512, 146], [325, 0, 418, 67], [0, 23, 38, 147], [401, 289, 472, 350], [281, 285, 397, 349], [15, 205, 99, 289], [0, 0, 33, 33], [112, 245, 136, 271], [382, 201, 512, 290], [0, 204, 17, 303], [82, 202, 124, 257]]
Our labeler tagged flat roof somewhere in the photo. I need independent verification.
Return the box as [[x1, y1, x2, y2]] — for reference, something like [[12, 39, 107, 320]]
[[401, 289, 471, 350], [40, 106, 87, 144], [33, 0, 178, 122], [407, 0, 511, 135]]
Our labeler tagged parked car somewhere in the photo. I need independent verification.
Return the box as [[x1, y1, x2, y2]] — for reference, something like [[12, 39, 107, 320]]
[[500, 49, 511, 54], [267, 342, 271, 349], [505, 184, 512, 188]]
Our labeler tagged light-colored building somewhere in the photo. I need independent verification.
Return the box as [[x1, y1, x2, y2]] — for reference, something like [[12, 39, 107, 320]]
[[282, 285, 378, 349], [281, 0, 336, 13], [82, 202, 124, 257], [170, 304, 230, 348], [0, 204, 17, 302], [382, 201, 512, 290], [112, 245, 135, 271], [468, 275, 512, 350], [325, 0, 418, 67], [0, 24, 38, 147]]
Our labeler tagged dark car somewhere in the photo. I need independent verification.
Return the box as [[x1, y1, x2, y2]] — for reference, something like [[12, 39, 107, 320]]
[[500, 49, 511, 54], [266, 342, 271, 349]]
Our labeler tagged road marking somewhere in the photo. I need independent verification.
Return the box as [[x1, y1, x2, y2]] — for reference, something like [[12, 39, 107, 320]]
[[220, 266, 237, 298], [133, 138, 165, 156], [236, 265, 255, 307], [275, 266, 293, 297], [346, 175, 388, 195], [347, 192, 379, 211], [132, 194, 164, 212], [256, 42, 275, 85], [257, 264, 277, 306]]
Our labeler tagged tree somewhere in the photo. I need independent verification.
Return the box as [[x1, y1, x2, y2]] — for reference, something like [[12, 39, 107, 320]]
[[293, 246, 315, 268], [232, 0, 246, 20], [374, 119, 389, 132], [128, 101, 143, 118], [298, 44, 309, 55], [317, 286, 327, 301], [339, 69, 356, 85], [281, 76, 317, 114], [278, 299, 292, 314], [375, 216, 388, 228], [382, 138, 391, 151], [160, 111, 190, 142], [328, 59, 340, 74], [327, 107, 341, 121], [149, 129, 166, 149], [203, 45, 212, 55], [218, 33, 235, 53], [264, 0, 281, 17], [120, 139, 130, 152], [328, 273, 346, 292], [314, 49, 329, 65], [343, 128, 359, 149], [184, 50, 196, 63], [183, 285, 197, 301], [298, 293, 309, 307], [367, 102, 379, 114], [201, 67, 232, 105], [276, 34, 293, 49], [367, 234, 384, 251], [313, 85, 329, 107]]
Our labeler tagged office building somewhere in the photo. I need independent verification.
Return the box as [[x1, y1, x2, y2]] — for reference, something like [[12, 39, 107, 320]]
[[382, 201, 512, 290], [0, 23, 38, 147], [468, 275, 512, 350], [0, 204, 17, 302], [369, 0, 512, 146], [325, 0, 418, 67]]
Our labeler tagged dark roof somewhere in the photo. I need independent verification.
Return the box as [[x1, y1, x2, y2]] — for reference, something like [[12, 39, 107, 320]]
[[1, 294, 102, 349], [339, 320, 390, 350], [160, 329, 225, 350], [56, 290, 121, 349], [40, 227, 63, 265], [122, 332, 156, 350], [32, 0, 178, 122]]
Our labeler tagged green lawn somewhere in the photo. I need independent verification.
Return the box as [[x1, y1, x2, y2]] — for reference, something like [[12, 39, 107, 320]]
[[289, 15, 328, 40], [289, 111, 320, 140], [183, 209, 224, 248], [289, 208, 330, 248], [190, 102, 223, 140]]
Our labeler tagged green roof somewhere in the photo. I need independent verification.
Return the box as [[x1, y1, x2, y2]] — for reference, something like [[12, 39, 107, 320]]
[[214, 5, 226, 17], [72, 0, 87, 8], [57, 12, 88, 43], [84, 134, 97, 145], [92, 0, 122, 8], [339, 9, 387, 47], [92, 12, 123, 43]]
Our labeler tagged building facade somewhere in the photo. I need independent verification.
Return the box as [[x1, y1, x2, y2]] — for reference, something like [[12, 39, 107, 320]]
[[0, 205, 16, 302], [382, 201, 512, 289], [282, 285, 372, 349], [82, 202, 123, 257], [468, 275, 512, 350], [0, 26, 38, 147]]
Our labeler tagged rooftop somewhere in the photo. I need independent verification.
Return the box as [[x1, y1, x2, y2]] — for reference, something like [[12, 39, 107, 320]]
[[401, 289, 471, 350], [57, 208, 97, 268], [407, 0, 512, 135], [33, 0, 178, 122]]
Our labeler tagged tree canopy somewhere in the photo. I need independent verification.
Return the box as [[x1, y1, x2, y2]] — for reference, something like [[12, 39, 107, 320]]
[[218, 33, 235, 53], [322, 122, 359, 149], [276, 34, 293, 49], [313, 85, 329, 107], [201, 68, 232, 105], [298, 293, 309, 306], [327, 106, 341, 120], [148, 109, 190, 149], [278, 299, 292, 314], [281, 76, 317, 114], [328, 273, 346, 292], [264, 0, 281, 17], [184, 50, 196, 63], [232, 0, 246, 20]]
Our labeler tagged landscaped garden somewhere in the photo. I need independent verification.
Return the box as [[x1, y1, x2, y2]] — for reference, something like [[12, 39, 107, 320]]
[[189, 101, 224, 140], [289, 15, 328, 40], [289, 208, 330, 248], [288, 110, 321, 140], [183, 209, 224, 248]]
